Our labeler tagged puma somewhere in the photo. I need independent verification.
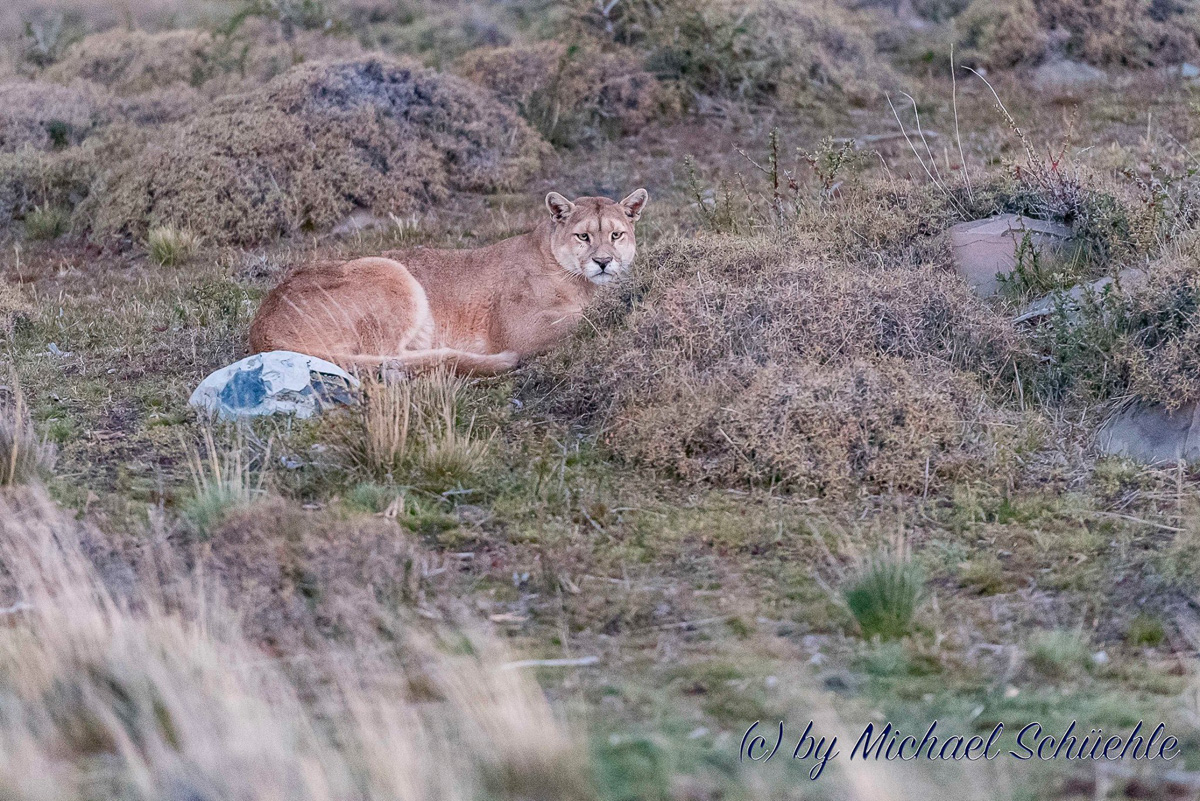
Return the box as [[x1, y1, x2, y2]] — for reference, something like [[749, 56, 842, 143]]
[[248, 189, 649, 376]]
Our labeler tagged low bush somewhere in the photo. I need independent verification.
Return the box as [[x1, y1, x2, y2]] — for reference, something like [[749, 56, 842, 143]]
[[594, 0, 894, 106], [528, 222, 1024, 496], [44, 21, 366, 98], [0, 80, 110, 152], [453, 42, 673, 145], [953, 0, 1200, 69], [85, 57, 549, 245]]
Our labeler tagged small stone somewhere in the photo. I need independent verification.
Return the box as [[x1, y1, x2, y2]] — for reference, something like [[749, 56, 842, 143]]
[[189, 350, 359, 420], [1182, 63, 1200, 79], [1092, 650, 1110, 665]]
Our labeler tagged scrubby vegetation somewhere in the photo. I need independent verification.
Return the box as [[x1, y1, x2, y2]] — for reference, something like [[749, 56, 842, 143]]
[[6, 0, 1200, 798]]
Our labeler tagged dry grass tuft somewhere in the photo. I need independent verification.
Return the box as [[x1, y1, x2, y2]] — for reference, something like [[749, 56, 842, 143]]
[[0, 486, 595, 801], [86, 57, 549, 245], [146, 223, 199, 266], [0, 382, 54, 487], [350, 370, 490, 490], [530, 227, 1024, 496]]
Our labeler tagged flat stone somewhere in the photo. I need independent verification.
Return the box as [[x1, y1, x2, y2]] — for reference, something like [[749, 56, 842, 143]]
[[1032, 60, 1108, 94], [1097, 401, 1200, 464], [189, 351, 359, 420], [949, 214, 1073, 297], [1013, 267, 1146, 324], [1182, 63, 1200, 79]]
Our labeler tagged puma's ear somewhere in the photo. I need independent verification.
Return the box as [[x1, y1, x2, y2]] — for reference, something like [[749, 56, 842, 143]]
[[619, 188, 649, 222], [545, 191, 575, 222]]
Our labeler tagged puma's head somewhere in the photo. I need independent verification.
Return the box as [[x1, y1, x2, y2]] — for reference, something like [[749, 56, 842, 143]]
[[544, 188, 649, 285]]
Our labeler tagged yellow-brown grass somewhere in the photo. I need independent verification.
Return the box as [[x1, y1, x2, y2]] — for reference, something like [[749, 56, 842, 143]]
[[0, 484, 594, 800], [0, 382, 54, 486]]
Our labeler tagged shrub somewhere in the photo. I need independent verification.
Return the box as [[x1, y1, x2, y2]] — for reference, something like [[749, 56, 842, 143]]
[[0, 80, 111, 153], [595, 0, 894, 106], [45, 28, 218, 95], [453, 42, 672, 144], [86, 58, 549, 245], [22, 204, 70, 240], [0, 144, 103, 229], [842, 553, 925, 640], [954, 0, 1048, 69], [528, 225, 1023, 496], [0, 384, 55, 486], [44, 21, 366, 98], [953, 0, 1200, 69], [146, 224, 200, 266]]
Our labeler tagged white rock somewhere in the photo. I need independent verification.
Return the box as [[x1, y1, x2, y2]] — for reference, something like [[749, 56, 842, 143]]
[[189, 351, 359, 420], [949, 214, 1073, 297]]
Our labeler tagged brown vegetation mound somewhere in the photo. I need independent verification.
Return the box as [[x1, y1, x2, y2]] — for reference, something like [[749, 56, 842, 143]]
[[599, 0, 895, 106], [453, 42, 672, 144], [46, 28, 215, 95], [85, 57, 550, 245], [529, 232, 1022, 496], [956, 0, 1200, 68], [0, 80, 110, 152]]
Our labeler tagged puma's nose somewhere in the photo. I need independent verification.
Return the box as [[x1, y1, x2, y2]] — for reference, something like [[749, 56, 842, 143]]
[[592, 255, 613, 270]]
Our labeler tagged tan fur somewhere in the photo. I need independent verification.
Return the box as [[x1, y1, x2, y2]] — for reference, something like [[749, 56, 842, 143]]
[[249, 189, 648, 375]]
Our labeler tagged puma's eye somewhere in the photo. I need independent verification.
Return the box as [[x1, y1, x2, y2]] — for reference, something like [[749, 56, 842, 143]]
[[611, 231, 624, 241], [575, 233, 590, 242]]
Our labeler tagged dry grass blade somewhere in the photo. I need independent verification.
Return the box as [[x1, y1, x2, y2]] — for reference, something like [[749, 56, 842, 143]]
[[0, 379, 54, 487]]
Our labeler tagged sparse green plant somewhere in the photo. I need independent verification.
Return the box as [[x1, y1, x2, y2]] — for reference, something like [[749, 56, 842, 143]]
[[1125, 615, 1166, 647], [1027, 628, 1092, 678], [842, 549, 925, 640], [23, 205, 70, 241], [0, 383, 55, 486], [182, 426, 269, 535], [147, 225, 200, 267]]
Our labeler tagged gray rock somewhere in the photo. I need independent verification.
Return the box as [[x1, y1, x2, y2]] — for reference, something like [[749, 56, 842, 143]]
[[189, 351, 359, 420], [1097, 401, 1200, 464], [1182, 63, 1200, 79], [949, 214, 1073, 297], [1013, 267, 1146, 324], [1032, 60, 1107, 94]]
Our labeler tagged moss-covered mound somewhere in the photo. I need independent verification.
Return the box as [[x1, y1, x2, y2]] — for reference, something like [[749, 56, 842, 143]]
[[529, 231, 1024, 496], [85, 57, 550, 245]]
